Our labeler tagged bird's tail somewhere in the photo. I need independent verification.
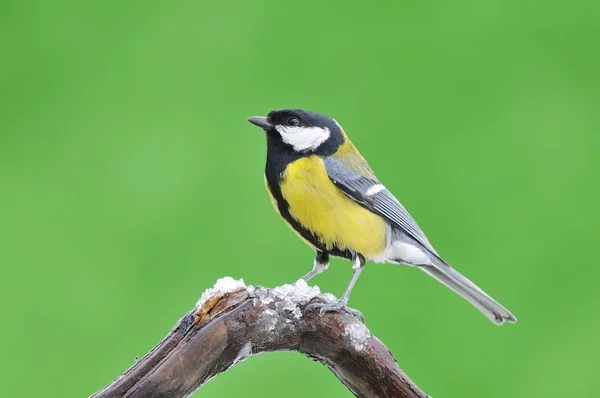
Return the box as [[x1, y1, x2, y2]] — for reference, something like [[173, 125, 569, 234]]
[[420, 261, 517, 325]]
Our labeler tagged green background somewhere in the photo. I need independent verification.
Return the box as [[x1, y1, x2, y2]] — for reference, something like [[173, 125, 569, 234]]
[[1, 1, 599, 397]]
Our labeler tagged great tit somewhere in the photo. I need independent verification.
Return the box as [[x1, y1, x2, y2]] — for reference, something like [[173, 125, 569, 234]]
[[247, 109, 516, 325]]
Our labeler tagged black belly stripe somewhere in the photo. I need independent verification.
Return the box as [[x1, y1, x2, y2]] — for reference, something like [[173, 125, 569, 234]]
[[264, 137, 353, 260]]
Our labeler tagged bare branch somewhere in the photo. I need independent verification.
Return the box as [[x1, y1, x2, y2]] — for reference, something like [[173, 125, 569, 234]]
[[91, 278, 429, 398]]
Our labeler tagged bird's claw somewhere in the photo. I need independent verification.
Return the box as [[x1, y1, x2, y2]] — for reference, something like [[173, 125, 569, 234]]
[[307, 300, 365, 323]]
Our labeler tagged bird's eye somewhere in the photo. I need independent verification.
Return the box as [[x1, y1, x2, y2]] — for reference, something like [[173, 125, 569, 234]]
[[288, 117, 300, 126]]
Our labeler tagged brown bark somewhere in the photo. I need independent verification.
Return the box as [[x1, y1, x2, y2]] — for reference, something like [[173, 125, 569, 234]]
[[91, 280, 429, 398]]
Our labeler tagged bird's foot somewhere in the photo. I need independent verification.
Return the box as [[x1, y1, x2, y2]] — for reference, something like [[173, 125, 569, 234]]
[[307, 299, 365, 323]]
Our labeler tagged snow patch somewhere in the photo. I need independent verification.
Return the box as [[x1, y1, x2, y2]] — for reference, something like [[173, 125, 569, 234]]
[[291, 307, 302, 319], [321, 292, 337, 302], [270, 279, 322, 319], [259, 309, 279, 331], [271, 279, 321, 304], [343, 321, 371, 351], [196, 277, 246, 309], [253, 279, 334, 320]]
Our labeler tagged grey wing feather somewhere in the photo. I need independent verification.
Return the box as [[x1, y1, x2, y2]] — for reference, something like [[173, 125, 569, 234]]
[[324, 157, 438, 255], [324, 158, 518, 324]]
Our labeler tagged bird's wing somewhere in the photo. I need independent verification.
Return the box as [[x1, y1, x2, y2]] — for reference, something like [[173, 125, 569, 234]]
[[323, 156, 438, 255]]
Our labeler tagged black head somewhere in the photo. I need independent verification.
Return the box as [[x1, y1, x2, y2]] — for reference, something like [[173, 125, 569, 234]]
[[247, 109, 345, 155]]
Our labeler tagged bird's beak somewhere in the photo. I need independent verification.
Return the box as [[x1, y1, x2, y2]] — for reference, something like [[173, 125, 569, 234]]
[[247, 116, 272, 130]]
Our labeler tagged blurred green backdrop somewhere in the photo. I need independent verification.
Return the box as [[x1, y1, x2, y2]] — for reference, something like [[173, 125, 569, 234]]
[[1, 0, 599, 397]]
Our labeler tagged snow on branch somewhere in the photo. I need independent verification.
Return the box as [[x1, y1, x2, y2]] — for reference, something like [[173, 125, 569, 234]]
[[90, 277, 430, 398]]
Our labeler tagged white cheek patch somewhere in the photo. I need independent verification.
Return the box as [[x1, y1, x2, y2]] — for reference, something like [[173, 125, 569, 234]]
[[275, 125, 331, 152]]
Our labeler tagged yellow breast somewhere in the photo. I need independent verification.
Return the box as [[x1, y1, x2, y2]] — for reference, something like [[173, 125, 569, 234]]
[[279, 156, 387, 257]]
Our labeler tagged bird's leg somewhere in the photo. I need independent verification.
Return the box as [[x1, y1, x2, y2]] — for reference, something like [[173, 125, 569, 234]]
[[307, 253, 365, 321], [301, 251, 329, 281], [340, 254, 365, 303]]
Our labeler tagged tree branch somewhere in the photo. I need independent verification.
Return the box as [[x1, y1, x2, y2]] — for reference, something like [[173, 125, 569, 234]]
[[91, 278, 429, 398]]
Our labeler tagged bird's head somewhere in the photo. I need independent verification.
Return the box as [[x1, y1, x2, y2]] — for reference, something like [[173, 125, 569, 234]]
[[247, 109, 344, 155]]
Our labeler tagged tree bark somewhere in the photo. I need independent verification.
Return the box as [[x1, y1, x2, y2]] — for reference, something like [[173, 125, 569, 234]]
[[91, 279, 429, 398]]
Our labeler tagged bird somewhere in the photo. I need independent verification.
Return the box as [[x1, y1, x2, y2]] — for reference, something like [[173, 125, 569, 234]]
[[247, 109, 516, 325]]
